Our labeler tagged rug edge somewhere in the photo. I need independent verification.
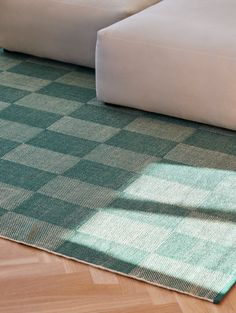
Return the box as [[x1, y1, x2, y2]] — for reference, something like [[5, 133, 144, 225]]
[[0, 234, 220, 304], [213, 277, 236, 304]]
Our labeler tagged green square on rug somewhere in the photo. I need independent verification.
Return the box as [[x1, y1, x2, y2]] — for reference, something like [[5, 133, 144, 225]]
[[0, 49, 235, 303]]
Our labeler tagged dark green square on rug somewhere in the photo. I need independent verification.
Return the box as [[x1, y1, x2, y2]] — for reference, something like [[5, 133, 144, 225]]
[[14, 193, 96, 229], [185, 129, 236, 155], [106, 130, 177, 157], [38, 82, 96, 103], [0, 84, 29, 103], [27, 130, 99, 157], [0, 104, 61, 128], [70, 104, 137, 128], [8, 61, 70, 80], [0, 159, 55, 191], [64, 159, 135, 190], [0, 138, 19, 157]]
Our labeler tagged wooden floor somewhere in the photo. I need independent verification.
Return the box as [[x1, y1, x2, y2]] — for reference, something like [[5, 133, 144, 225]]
[[0, 238, 235, 313]]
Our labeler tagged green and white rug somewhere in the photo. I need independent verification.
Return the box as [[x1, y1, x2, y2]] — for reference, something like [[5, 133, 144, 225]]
[[0, 49, 235, 303]]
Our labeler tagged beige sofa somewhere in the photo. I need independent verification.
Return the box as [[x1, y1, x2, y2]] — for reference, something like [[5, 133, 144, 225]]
[[0, 0, 159, 68], [1, 0, 235, 130], [96, 0, 236, 130]]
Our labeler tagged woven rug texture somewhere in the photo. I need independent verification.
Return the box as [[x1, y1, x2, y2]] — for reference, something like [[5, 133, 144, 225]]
[[0, 49, 235, 303]]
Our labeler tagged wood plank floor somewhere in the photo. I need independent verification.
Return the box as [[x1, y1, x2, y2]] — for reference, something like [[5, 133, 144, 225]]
[[0, 238, 235, 313]]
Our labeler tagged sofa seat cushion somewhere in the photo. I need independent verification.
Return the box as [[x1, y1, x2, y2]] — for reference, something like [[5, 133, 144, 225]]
[[0, 0, 160, 67], [96, 0, 236, 130]]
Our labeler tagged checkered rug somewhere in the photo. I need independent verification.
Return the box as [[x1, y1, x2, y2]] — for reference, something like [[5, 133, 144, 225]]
[[0, 49, 235, 303]]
